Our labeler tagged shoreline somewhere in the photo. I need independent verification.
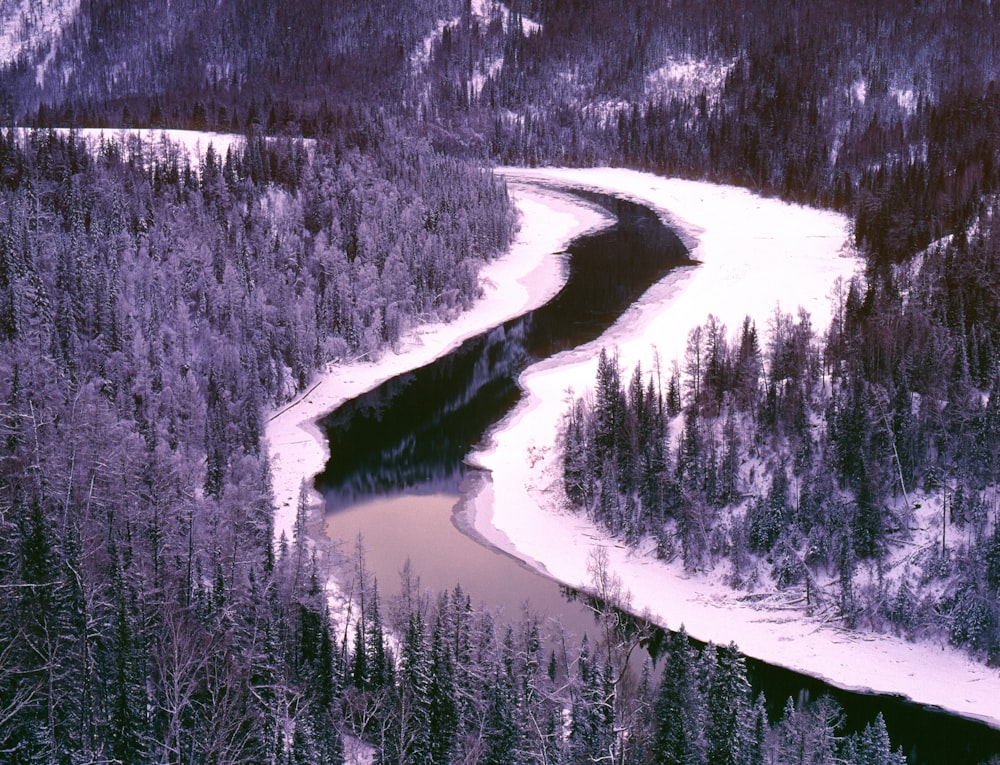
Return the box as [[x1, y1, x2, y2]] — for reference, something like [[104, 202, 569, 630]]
[[264, 181, 608, 549], [266, 165, 1000, 731], [469, 167, 1000, 731]]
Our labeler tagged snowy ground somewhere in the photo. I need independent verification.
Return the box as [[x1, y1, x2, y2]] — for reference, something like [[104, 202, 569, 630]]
[[464, 167, 1000, 730], [0, 0, 79, 67], [264, 165, 1000, 729], [265, 182, 607, 549], [14, 127, 248, 169], [645, 56, 735, 104]]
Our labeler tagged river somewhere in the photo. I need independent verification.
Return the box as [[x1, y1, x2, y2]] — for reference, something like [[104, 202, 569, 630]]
[[317, 185, 1000, 764]]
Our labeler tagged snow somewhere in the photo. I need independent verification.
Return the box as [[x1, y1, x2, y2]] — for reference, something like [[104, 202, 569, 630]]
[[343, 734, 375, 765], [0, 0, 79, 67], [849, 80, 919, 114], [852, 79, 867, 105], [264, 182, 607, 552], [470, 56, 504, 98], [892, 87, 918, 114], [582, 97, 632, 123], [270, 164, 1000, 731], [646, 57, 735, 102], [411, 0, 540, 72], [73, 127, 243, 165], [14, 127, 247, 168], [463, 167, 1000, 731], [583, 55, 735, 120]]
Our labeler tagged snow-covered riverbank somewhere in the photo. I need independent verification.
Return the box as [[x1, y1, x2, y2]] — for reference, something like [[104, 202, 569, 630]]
[[266, 164, 1000, 730], [265, 182, 608, 546], [466, 167, 1000, 730]]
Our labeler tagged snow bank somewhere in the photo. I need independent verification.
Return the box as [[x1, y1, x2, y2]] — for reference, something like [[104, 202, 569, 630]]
[[467, 167, 1000, 730], [264, 183, 608, 548]]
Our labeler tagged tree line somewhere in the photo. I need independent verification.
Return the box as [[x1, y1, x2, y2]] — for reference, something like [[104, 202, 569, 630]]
[[321, 542, 906, 765], [9, 0, 1000, 282], [413, 0, 1000, 273]]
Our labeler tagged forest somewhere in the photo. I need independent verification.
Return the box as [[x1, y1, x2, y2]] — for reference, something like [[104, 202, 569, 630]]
[[561, 214, 1000, 659], [2, 0, 1000, 761], [0, 124, 517, 761]]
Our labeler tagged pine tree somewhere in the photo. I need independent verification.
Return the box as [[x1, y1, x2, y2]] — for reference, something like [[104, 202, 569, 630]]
[[666, 362, 683, 418], [564, 398, 593, 508], [428, 613, 457, 765], [595, 348, 623, 465], [747, 694, 768, 765], [570, 634, 615, 764], [705, 644, 752, 765], [838, 526, 859, 628], [734, 316, 761, 412], [106, 541, 148, 764], [677, 407, 701, 489], [842, 713, 906, 765], [719, 405, 740, 506], [685, 325, 705, 409], [482, 667, 520, 765], [16, 499, 74, 761], [774, 694, 844, 765], [394, 610, 432, 765], [368, 579, 391, 690], [652, 628, 707, 765], [351, 616, 369, 690]]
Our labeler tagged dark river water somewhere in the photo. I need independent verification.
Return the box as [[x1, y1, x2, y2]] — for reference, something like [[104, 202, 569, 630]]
[[317, 185, 1000, 764]]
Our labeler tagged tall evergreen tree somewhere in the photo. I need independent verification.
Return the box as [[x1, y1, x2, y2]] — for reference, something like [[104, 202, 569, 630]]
[[705, 643, 752, 765], [653, 627, 707, 765], [842, 713, 906, 765], [428, 612, 457, 765], [570, 634, 615, 764]]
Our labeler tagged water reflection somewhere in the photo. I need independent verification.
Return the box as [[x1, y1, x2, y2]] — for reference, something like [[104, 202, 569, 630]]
[[316, 192, 691, 503], [317, 186, 1000, 764], [325, 490, 600, 642]]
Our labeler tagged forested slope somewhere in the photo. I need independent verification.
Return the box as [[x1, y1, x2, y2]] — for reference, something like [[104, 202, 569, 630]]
[[0, 123, 516, 761], [560, 199, 1000, 663], [8, 0, 1000, 275], [1, 0, 1000, 761]]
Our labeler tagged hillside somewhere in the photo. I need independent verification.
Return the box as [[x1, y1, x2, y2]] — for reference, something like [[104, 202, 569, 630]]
[[1, 1, 1000, 763]]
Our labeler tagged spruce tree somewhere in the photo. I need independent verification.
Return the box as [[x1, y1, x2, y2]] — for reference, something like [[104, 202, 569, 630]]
[[842, 713, 906, 765], [428, 613, 457, 765], [705, 643, 752, 765], [570, 634, 615, 763], [652, 628, 707, 765], [482, 667, 520, 765]]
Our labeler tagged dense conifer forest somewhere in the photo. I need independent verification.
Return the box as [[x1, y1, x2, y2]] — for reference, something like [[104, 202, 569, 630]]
[[2, 0, 1000, 762], [0, 122, 517, 760]]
